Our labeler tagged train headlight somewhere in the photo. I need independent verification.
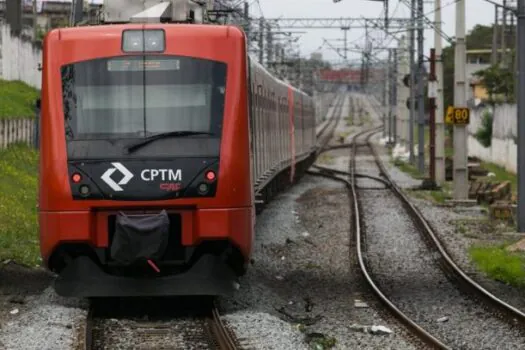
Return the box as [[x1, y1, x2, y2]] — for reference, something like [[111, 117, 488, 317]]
[[122, 30, 165, 53], [198, 183, 209, 194], [79, 185, 91, 196]]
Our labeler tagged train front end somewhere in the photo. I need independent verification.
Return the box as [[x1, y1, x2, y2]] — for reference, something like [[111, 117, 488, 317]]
[[38, 24, 254, 297]]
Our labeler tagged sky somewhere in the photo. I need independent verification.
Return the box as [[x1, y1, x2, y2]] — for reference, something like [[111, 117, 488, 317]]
[[33, 0, 501, 65], [252, 0, 501, 65]]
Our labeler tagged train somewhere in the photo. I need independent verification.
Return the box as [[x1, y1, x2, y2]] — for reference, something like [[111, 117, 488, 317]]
[[37, 23, 321, 298]]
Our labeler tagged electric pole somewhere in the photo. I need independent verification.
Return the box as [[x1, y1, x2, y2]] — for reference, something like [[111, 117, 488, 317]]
[[398, 35, 409, 148], [409, 0, 416, 164], [492, 5, 499, 65], [391, 48, 398, 144], [385, 50, 391, 139], [435, 0, 445, 184], [517, 0, 525, 231], [453, 0, 468, 199], [416, 0, 425, 173], [258, 19, 264, 64]]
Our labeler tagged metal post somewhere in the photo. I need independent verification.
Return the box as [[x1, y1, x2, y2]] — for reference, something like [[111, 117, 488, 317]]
[[429, 48, 437, 183], [453, 0, 468, 199], [384, 51, 390, 138], [392, 48, 398, 144], [398, 35, 409, 148], [409, 2, 416, 164], [385, 49, 392, 143], [435, 0, 445, 184], [243, 2, 250, 43], [417, 0, 425, 173], [492, 5, 499, 65], [258, 19, 264, 64], [517, 0, 525, 231]]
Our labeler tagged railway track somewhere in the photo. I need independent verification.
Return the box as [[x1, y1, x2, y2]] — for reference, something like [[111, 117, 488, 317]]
[[309, 123, 525, 349], [82, 297, 238, 350], [76, 93, 344, 350]]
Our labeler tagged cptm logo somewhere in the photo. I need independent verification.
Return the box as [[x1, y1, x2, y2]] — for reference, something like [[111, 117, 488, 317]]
[[101, 162, 134, 191]]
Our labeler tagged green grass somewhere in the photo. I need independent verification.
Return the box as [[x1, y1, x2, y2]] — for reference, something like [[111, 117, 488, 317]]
[[0, 144, 40, 266], [0, 79, 40, 119], [469, 245, 525, 287], [392, 158, 424, 180]]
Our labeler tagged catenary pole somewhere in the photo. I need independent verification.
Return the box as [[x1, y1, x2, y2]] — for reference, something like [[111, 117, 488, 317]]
[[453, 0, 468, 199], [434, 0, 445, 184], [517, 0, 525, 231], [416, 0, 425, 173]]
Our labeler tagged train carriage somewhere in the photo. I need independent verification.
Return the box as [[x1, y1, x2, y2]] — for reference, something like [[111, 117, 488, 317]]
[[38, 20, 318, 298]]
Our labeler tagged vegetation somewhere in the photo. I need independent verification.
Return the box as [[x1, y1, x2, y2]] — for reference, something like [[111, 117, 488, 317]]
[[0, 79, 40, 119], [473, 65, 515, 103], [392, 158, 424, 180], [469, 245, 525, 288], [442, 24, 502, 108], [0, 144, 40, 266], [474, 109, 493, 147]]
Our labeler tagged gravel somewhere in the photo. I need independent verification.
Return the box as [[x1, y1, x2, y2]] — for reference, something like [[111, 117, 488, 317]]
[[219, 93, 420, 350], [359, 139, 525, 349], [377, 138, 525, 314], [0, 284, 87, 350]]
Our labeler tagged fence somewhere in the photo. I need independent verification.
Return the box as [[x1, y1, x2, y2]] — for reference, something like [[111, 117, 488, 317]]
[[0, 117, 39, 150]]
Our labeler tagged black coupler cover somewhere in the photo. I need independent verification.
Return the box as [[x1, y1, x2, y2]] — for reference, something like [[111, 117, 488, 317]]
[[110, 210, 170, 265]]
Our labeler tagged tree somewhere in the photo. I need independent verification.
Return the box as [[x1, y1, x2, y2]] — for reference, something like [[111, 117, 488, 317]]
[[473, 64, 515, 103], [442, 24, 495, 109]]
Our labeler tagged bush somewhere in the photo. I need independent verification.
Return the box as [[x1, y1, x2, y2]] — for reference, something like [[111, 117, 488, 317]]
[[474, 110, 493, 148]]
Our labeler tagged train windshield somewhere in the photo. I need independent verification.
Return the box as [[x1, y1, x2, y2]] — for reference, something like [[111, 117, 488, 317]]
[[61, 55, 227, 143]]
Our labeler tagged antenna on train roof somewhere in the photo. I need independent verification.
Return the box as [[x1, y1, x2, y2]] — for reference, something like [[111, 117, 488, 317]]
[[102, 0, 212, 24]]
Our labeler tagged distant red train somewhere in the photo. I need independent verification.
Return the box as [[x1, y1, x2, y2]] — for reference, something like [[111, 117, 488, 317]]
[[38, 23, 318, 297]]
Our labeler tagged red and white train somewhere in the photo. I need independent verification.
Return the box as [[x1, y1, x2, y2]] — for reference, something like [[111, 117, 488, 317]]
[[38, 21, 318, 297]]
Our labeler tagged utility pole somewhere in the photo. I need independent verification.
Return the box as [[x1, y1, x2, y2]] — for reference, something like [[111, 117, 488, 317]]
[[243, 2, 250, 45], [416, 0, 425, 173], [502, 0, 508, 68], [518, 0, 525, 231], [409, 0, 416, 164], [398, 35, 409, 148], [258, 19, 264, 64], [392, 48, 398, 144], [266, 23, 273, 66], [453, 0, 468, 199], [429, 48, 437, 183], [492, 5, 499, 65], [342, 27, 349, 60], [385, 50, 391, 139], [435, 0, 445, 184]]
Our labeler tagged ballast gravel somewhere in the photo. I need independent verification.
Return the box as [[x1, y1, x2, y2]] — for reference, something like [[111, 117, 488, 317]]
[[220, 95, 419, 350], [358, 140, 525, 349], [219, 175, 419, 350], [379, 142, 525, 314], [0, 286, 87, 350]]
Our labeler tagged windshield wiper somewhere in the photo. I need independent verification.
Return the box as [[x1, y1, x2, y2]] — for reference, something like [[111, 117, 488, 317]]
[[126, 131, 213, 153]]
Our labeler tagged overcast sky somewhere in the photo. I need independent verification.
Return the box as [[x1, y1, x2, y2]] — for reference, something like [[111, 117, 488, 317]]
[[253, 0, 500, 65], [37, 0, 501, 65]]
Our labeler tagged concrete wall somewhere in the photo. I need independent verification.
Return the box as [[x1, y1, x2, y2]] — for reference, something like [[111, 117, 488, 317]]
[[0, 24, 42, 89], [467, 103, 517, 173]]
